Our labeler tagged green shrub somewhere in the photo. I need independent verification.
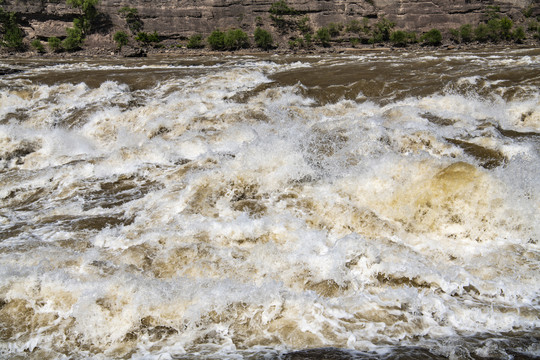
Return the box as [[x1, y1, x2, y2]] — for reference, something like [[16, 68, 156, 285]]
[[486, 18, 502, 41], [268, 0, 299, 32], [513, 26, 526, 43], [147, 31, 160, 43], [390, 30, 408, 47], [296, 16, 311, 34], [118, 6, 137, 18], [303, 32, 313, 47], [450, 28, 460, 42], [347, 18, 370, 35], [207, 30, 225, 50], [270, 14, 287, 30], [48, 36, 62, 52], [113, 30, 129, 49], [328, 22, 343, 37], [421, 28, 442, 45], [269, 0, 297, 16], [485, 5, 501, 20], [460, 24, 474, 43], [316, 27, 331, 47], [31, 39, 45, 52], [499, 16, 513, 40], [186, 34, 204, 49], [475, 23, 490, 42], [136, 31, 160, 45], [527, 20, 539, 32], [119, 6, 143, 34], [409, 32, 418, 44], [483, 17, 515, 42], [350, 37, 360, 47], [371, 16, 395, 43], [523, 5, 533, 18], [288, 38, 298, 49], [254, 27, 273, 50], [346, 19, 363, 33], [62, 24, 83, 51], [224, 29, 249, 50], [288, 36, 312, 49], [451, 24, 473, 43], [390, 30, 416, 47], [255, 16, 264, 27]]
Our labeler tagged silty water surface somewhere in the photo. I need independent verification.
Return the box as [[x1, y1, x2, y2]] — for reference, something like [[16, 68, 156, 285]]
[[0, 49, 539, 359]]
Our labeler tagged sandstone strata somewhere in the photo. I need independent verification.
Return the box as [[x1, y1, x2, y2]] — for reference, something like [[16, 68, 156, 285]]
[[2, 0, 538, 41]]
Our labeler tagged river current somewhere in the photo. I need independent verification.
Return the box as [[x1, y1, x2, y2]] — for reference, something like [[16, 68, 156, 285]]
[[0, 49, 539, 359]]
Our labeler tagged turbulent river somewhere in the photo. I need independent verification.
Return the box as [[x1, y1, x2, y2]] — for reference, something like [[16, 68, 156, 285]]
[[0, 48, 539, 360]]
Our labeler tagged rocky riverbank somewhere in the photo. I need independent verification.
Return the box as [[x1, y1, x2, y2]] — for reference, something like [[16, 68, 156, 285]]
[[1, 39, 538, 61]]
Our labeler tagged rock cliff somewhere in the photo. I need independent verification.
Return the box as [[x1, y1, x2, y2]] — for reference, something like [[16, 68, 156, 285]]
[[2, 0, 538, 41]]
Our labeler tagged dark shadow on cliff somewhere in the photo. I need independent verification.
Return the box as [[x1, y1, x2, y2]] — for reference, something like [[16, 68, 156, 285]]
[[92, 12, 112, 35]]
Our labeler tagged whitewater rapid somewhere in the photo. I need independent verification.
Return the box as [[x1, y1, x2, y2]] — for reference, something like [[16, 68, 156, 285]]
[[0, 49, 539, 359]]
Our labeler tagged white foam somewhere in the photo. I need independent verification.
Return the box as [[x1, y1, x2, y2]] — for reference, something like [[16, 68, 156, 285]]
[[1, 52, 539, 359]]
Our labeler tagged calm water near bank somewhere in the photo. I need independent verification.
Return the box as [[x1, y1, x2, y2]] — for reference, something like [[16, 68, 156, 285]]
[[0, 49, 539, 359]]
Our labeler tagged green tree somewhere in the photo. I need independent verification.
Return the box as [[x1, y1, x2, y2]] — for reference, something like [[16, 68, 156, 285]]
[[0, 11, 24, 50], [371, 16, 395, 43], [118, 6, 143, 34], [66, 0, 99, 34], [254, 27, 273, 50], [499, 16, 513, 40], [62, 23, 83, 51], [113, 30, 128, 49]]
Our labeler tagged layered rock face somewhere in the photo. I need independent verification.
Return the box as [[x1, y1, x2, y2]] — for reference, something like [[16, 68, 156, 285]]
[[2, 0, 537, 39]]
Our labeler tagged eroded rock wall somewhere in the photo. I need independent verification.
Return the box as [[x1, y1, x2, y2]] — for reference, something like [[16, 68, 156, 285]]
[[2, 0, 537, 39]]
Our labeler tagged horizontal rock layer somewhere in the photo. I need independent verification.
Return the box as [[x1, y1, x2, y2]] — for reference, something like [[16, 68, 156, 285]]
[[2, 0, 537, 39]]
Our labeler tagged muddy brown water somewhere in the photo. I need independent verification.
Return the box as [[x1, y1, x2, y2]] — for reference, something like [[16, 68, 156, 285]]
[[0, 49, 539, 359]]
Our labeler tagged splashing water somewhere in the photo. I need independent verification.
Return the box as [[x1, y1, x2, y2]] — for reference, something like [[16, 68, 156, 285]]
[[0, 50, 539, 359]]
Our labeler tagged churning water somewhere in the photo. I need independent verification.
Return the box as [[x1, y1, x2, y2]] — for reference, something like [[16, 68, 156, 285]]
[[0, 49, 539, 359]]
